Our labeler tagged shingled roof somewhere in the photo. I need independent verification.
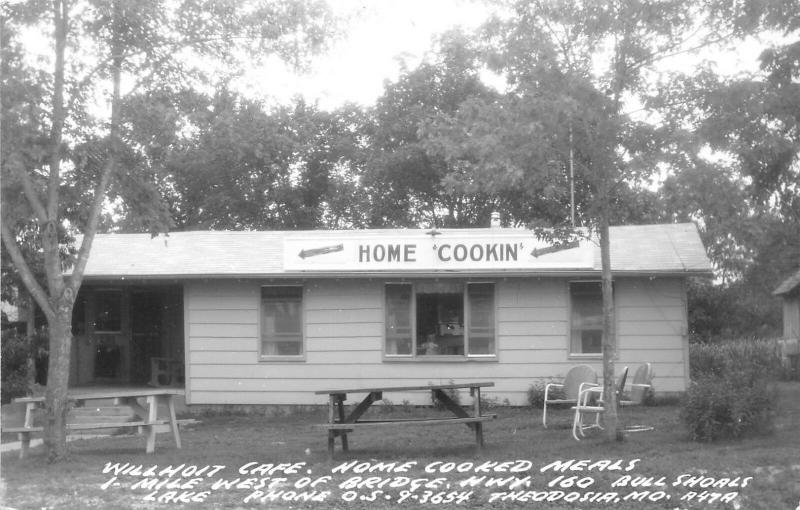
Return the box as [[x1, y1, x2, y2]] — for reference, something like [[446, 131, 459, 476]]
[[774, 268, 800, 296], [77, 223, 711, 279]]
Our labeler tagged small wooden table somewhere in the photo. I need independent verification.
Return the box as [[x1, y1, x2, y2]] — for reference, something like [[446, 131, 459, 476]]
[[9, 387, 184, 458], [315, 382, 495, 459]]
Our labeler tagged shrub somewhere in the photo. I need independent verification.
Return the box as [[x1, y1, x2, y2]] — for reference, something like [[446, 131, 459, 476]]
[[480, 395, 509, 410], [1, 329, 48, 404], [430, 380, 461, 409], [689, 339, 782, 382], [681, 375, 776, 441], [527, 380, 546, 408], [682, 338, 780, 441], [527, 379, 562, 408], [640, 383, 657, 406]]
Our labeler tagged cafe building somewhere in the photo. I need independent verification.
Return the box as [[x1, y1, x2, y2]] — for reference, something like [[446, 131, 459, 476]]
[[70, 223, 711, 406]]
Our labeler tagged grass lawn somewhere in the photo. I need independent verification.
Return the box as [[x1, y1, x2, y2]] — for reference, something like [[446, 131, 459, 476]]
[[1, 383, 799, 510]]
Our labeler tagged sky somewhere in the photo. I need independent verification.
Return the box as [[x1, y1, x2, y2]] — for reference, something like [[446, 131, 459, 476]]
[[236, 0, 500, 109], [234, 0, 772, 111], [16, 0, 773, 113], [16, 0, 499, 117]]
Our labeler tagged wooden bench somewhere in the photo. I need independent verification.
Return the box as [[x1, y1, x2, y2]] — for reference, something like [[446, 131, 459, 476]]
[[4, 418, 201, 459], [315, 382, 496, 458], [6, 388, 185, 458]]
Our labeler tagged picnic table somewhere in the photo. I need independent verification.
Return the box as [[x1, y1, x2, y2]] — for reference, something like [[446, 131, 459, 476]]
[[315, 382, 496, 458], [6, 387, 184, 458]]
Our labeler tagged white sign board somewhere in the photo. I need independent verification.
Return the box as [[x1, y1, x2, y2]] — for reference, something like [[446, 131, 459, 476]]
[[282, 232, 594, 272]]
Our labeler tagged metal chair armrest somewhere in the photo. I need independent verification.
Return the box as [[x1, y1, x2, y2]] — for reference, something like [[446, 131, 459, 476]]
[[544, 382, 564, 401], [577, 384, 601, 406]]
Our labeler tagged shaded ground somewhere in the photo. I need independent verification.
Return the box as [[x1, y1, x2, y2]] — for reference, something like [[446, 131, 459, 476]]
[[1, 383, 799, 510]]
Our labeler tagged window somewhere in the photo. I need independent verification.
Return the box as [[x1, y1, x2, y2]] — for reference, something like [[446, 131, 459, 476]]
[[570, 281, 605, 355], [467, 283, 495, 355], [384, 282, 495, 358], [93, 290, 121, 333], [261, 286, 303, 358], [385, 284, 413, 355]]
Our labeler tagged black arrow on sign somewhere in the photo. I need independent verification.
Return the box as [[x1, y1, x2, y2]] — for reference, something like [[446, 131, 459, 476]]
[[530, 240, 580, 258], [298, 244, 344, 259]]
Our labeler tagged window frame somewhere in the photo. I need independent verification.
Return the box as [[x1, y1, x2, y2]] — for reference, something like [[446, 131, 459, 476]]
[[383, 280, 497, 361], [259, 285, 305, 362], [567, 280, 612, 359]]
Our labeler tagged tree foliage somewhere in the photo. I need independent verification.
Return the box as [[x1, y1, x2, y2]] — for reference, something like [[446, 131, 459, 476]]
[[162, 91, 365, 230], [2, 0, 798, 462], [0, 0, 337, 461], [361, 31, 500, 227]]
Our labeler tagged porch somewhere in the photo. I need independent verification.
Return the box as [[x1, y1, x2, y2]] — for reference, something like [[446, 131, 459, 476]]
[[71, 283, 185, 388]]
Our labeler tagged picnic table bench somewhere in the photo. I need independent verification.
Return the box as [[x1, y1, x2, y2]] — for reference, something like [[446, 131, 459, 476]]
[[4, 387, 184, 458], [315, 382, 496, 459]]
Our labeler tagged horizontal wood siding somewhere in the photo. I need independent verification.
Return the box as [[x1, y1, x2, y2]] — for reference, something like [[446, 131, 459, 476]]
[[615, 278, 688, 393], [783, 298, 800, 339], [185, 276, 689, 406]]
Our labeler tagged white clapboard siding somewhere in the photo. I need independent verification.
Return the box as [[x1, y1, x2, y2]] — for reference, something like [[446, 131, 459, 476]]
[[498, 321, 568, 337], [305, 308, 382, 324], [306, 322, 384, 338], [497, 349, 574, 364], [620, 335, 685, 350], [497, 306, 569, 322], [188, 323, 259, 338], [192, 337, 257, 352], [190, 361, 593, 380], [615, 278, 687, 392], [617, 306, 685, 322], [616, 349, 684, 363], [306, 337, 383, 352], [783, 298, 800, 339], [188, 309, 257, 324], [187, 282, 259, 310], [184, 276, 689, 405], [498, 279, 567, 308], [501, 335, 567, 351]]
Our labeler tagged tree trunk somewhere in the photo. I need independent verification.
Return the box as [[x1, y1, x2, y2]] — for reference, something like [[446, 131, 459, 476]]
[[43, 307, 73, 462], [25, 293, 38, 391], [600, 212, 620, 441]]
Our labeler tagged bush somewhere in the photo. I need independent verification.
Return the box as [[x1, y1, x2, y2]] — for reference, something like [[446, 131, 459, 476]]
[[430, 380, 461, 409], [682, 338, 780, 441], [640, 383, 657, 406], [689, 338, 782, 381], [681, 375, 776, 441], [527, 379, 562, 408], [1, 329, 48, 404], [480, 395, 510, 410]]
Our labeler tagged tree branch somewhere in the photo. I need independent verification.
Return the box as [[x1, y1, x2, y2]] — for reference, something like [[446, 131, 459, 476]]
[[67, 0, 122, 295], [9, 162, 48, 223], [0, 218, 55, 320], [67, 157, 114, 294], [47, 0, 68, 222]]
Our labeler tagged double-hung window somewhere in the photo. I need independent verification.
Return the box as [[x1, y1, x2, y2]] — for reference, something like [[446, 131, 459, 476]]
[[384, 282, 496, 358], [261, 286, 304, 359], [569, 281, 605, 355]]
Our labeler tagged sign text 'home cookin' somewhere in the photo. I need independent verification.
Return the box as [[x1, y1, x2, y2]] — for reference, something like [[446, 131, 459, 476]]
[[358, 242, 520, 264], [282, 234, 593, 272]]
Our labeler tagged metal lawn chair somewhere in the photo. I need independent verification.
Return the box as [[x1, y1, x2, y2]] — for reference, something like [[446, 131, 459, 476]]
[[571, 363, 655, 440], [542, 364, 597, 428], [571, 366, 628, 440], [619, 362, 655, 432], [621, 362, 653, 405]]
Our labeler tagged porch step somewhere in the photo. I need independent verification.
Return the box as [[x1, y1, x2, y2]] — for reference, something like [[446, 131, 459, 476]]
[[69, 406, 137, 419], [67, 406, 137, 435]]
